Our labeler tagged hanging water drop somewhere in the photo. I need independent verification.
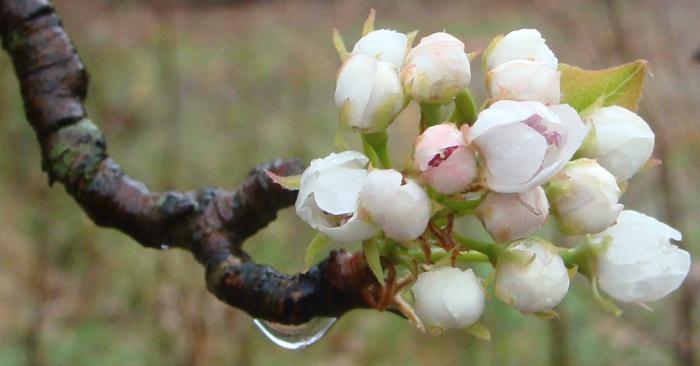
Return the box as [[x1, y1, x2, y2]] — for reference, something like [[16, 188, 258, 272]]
[[253, 317, 337, 349]]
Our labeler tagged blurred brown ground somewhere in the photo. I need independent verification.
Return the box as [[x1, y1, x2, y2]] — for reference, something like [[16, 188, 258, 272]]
[[0, 0, 699, 365]]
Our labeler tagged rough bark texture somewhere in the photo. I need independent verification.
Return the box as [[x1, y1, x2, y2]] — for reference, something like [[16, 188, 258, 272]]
[[0, 0, 378, 325]]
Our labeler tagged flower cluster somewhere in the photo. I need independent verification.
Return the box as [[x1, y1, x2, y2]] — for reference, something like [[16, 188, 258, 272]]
[[278, 12, 691, 336]]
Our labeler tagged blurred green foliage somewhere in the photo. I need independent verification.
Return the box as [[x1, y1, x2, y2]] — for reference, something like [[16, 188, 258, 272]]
[[0, 1, 698, 365]]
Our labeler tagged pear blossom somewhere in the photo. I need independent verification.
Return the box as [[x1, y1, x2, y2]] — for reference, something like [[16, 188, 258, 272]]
[[413, 267, 485, 333], [578, 105, 655, 181], [335, 54, 404, 133], [467, 100, 588, 193], [486, 60, 560, 105], [400, 32, 471, 104], [475, 187, 549, 243], [548, 159, 623, 235], [352, 29, 409, 69], [359, 169, 431, 241], [593, 210, 690, 303], [413, 123, 478, 194], [484, 28, 558, 70], [295, 151, 379, 242], [494, 239, 569, 314]]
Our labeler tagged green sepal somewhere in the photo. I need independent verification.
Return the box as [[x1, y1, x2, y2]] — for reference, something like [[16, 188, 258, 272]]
[[481, 34, 503, 70], [465, 322, 491, 341], [591, 277, 622, 316], [534, 309, 560, 319], [304, 233, 329, 270], [265, 171, 301, 190], [362, 9, 376, 36], [332, 28, 350, 61], [363, 239, 385, 286], [559, 60, 648, 114], [406, 30, 419, 48]]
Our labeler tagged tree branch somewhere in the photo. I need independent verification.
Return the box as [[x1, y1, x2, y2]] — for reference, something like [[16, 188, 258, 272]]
[[0, 0, 380, 324]]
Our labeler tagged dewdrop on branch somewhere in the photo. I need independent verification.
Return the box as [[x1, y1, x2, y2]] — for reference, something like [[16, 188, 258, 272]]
[[547, 159, 623, 235], [400, 32, 471, 104], [335, 54, 405, 133], [475, 187, 549, 243], [578, 105, 655, 181], [412, 267, 485, 334], [494, 239, 569, 314], [358, 169, 431, 241], [295, 151, 379, 243], [467, 100, 588, 193], [591, 210, 690, 304], [413, 123, 478, 195]]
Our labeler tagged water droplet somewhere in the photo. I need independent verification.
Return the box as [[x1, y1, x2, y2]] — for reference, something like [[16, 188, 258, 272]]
[[253, 317, 336, 349], [160, 244, 170, 250]]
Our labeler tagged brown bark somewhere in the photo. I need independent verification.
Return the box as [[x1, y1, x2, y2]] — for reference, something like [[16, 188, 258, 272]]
[[0, 0, 379, 325]]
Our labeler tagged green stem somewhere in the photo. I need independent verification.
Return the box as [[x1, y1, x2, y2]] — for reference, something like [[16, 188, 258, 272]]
[[361, 132, 391, 169], [453, 89, 478, 126], [453, 233, 500, 264], [406, 247, 490, 264], [419, 103, 443, 131]]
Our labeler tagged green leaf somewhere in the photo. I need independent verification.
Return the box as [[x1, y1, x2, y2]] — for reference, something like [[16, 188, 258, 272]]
[[465, 322, 491, 341], [559, 60, 648, 113], [363, 239, 385, 286], [304, 233, 329, 270], [265, 171, 301, 190]]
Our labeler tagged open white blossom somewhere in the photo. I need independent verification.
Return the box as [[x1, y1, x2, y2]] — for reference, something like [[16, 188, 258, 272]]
[[494, 239, 569, 314], [359, 169, 431, 241], [335, 54, 404, 133], [400, 32, 471, 104], [295, 151, 379, 242], [413, 267, 485, 333], [484, 28, 558, 70], [467, 100, 588, 193], [593, 210, 690, 303], [475, 187, 549, 243], [352, 29, 409, 70], [579, 105, 655, 181], [548, 159, 623, 235], [486, 60, 560, 105], [413, 123, 478, 194]]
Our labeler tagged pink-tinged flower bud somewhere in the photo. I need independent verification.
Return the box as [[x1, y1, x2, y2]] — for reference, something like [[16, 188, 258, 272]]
[[400, 32, 471, 104], [592, 210, 690, 303], [352, 29, 409, 70], [359, 169, 431, 241], [295, 151, 379, 242], [484, 28, 558, 70], [486, 60, 560, 105], [414, 123, 477, 194], [579, 105, 655, 181], [467, 100, 588, 193], [494, 239, 569, 314], [548, 159, 623, 235], [413, 267, 485, 334], [475, 187, 549, 243], [335, 54, 404, 133]]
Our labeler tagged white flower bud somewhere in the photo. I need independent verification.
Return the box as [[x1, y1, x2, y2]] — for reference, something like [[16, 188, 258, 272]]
[[413, 267, 485, 333], [494, 239, 569, 314], [414, 123, 478, 194], [486, 60, 560, 105], [593, 210, 690, 303], [400, 32, 471, 104], [359, 169, 431, 241], [548, 159, 623, 235], [485, 28, 558, 70], [475, 187, 549, 243], [295, 151, 379, 242], [335, 54, 404, 133], [352, 29, 408, 70], [579, 106, 655, 181], [467, 100, 588, 193]]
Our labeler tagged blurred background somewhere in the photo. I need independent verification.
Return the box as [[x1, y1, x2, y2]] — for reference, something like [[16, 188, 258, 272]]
[[1, 0, 699, 365]]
